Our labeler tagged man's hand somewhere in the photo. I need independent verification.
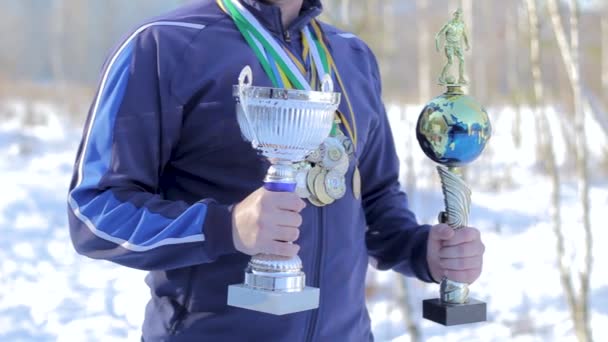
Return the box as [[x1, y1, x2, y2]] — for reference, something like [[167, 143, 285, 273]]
[[426, 224, 485, 284], [232, 188, 306, 258]]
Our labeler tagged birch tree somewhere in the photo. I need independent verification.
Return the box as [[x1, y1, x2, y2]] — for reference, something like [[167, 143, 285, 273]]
[[602, 6, 608, 106], [546, 0, 593, 341], [417, 0, 431, 104]]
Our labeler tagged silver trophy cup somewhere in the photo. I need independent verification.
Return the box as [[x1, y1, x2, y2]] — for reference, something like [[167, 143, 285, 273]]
[[227, 66, 341, 315]]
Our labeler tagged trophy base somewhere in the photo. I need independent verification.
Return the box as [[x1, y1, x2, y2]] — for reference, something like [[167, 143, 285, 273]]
[[422, 298, 486, 326], [227, 284, 319, 315]]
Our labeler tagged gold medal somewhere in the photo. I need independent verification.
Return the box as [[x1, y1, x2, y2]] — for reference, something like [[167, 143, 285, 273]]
[[307, 166, 326, 207], [308, 194, 326, 207], [307, 165, 322, 196], [353, 166, 361, 200], [314, 170, 335, 205], [294, 164, 311, 199]]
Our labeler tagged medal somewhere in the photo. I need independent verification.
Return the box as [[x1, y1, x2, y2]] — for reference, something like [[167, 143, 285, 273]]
[[320, 137, 345, 169], [306, 165, 322, 194], [306, 147, 324, 164], [333, 153, 349, 175], [325, 170, 346, 200], [294, 163, 311, 198], [338, 134, 355, 159], [353, 166, 362, 200], [314, 170, 335, 205], [308, 194, 326, 207]]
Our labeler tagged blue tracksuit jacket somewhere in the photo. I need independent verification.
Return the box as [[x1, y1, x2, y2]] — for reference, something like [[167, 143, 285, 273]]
[[67, 0, 433, 340]]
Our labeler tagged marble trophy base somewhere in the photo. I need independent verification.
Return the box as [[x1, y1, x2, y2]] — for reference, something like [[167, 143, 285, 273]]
[[227, 254, 319, 315], [423, 298, 486, 326], [228, 285, 319, 315]]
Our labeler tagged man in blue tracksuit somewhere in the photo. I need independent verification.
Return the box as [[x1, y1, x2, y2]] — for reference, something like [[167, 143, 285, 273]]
[[67, 0, 485, 340]]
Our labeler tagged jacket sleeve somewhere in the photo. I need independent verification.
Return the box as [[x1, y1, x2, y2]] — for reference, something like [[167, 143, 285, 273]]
[[67, 26, 237, 271], [360, 49, 434, 283]]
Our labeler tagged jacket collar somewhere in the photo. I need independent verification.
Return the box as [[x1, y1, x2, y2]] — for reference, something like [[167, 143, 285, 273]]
[[239, 0, 323, 36]]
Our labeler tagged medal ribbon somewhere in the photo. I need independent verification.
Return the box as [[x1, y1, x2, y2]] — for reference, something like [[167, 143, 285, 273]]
[[218, 0, 358, 149], [220, 0, 329, 91]]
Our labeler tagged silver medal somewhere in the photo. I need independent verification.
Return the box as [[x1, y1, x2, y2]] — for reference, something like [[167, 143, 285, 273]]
[[320, 137, 345, 169], [324, 170, 347, 200], [306, 147, 324, 164]]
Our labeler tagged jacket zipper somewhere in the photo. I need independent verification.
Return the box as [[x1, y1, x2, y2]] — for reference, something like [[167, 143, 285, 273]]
[[305, 207, 324, 342], [284, 30, 292, 43]]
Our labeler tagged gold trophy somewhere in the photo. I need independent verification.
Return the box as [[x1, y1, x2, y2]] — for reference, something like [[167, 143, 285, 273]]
[[416, 8, 491, 326]]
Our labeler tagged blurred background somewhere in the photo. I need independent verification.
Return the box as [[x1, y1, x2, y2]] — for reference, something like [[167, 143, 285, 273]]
[[1, 0, 606, 341]]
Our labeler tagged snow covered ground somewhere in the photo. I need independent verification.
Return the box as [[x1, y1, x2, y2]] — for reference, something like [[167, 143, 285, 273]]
[[1, 101, 606, 341]]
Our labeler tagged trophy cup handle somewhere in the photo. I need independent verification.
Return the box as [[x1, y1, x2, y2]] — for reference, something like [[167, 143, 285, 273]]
[[320, 74, 334, 93], [238, 66, 253, 112], [239, 65, 253, 87], [237, 66, 260, 148]]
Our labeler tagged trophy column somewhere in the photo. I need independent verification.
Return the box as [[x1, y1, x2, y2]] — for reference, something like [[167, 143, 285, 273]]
[[421, 166, 487, 325], [417, 8, 492, 325], [228, 162, 319, 315]]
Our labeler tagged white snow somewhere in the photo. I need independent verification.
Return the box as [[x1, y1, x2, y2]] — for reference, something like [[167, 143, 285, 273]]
[[1, 101, 606, 341]]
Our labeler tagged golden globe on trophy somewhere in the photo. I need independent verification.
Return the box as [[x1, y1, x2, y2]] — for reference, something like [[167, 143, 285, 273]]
[[416, 8, 492, 326]]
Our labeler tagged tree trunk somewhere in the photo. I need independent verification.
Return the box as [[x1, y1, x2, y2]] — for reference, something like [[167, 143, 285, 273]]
[[525, 1, 569, 340], [396, 277, 421, 342], [602, 9, 608, 106], [417, 0, 431, 104], [546, 0, 593, 341], [340, 0, 350, 24], [507, 6, 521, 148]]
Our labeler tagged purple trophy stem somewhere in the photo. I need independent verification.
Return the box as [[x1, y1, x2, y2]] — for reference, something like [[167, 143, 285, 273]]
[[264, 181, 297, 193]]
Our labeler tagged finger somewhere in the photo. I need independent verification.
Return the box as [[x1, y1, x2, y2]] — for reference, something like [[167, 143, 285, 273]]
[[429, 224, 455, 241], [446, 267, 482, 284], [267, 226, 300, 243], [440, 256, 482, 271], [267, 241, 300, 258], [439, 241, 485, 259], [274, 192, 307, 212], [273, 210, 302, 228], [441, 228, 480, 247]]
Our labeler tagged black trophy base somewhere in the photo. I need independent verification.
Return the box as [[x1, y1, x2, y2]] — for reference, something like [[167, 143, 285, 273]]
[[423, 298, 486, 326]]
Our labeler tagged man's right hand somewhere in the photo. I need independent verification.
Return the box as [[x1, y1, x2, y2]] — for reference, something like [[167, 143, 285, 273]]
[[231, 188, 306, 258]]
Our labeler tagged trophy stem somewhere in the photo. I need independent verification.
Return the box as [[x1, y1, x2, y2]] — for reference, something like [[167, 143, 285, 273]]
[[436, 165, 472, 305], [228, 160, 319, 315], [422, 165, 485, 325], [264, 162, 296, 192]]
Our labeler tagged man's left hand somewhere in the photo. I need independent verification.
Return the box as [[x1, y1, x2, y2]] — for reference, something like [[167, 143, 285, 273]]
[[426, 224, 485, 284]]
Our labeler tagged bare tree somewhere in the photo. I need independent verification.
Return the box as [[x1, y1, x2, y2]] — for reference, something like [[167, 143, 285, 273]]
[[395, 276, 420, 342], [417, 0, 431, 103], [546, 0, 593, 341], [525, 2, 568, 341], [603, 6, 608, 106]]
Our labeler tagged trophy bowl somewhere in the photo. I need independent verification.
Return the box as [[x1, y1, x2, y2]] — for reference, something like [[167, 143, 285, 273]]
[[234, 68, 340, 162], [227, 66, 341, 315]]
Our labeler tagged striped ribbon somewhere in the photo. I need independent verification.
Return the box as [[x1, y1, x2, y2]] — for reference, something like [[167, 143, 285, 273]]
[[221, 0, 329, 90], [218, 0, 358, 149]]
